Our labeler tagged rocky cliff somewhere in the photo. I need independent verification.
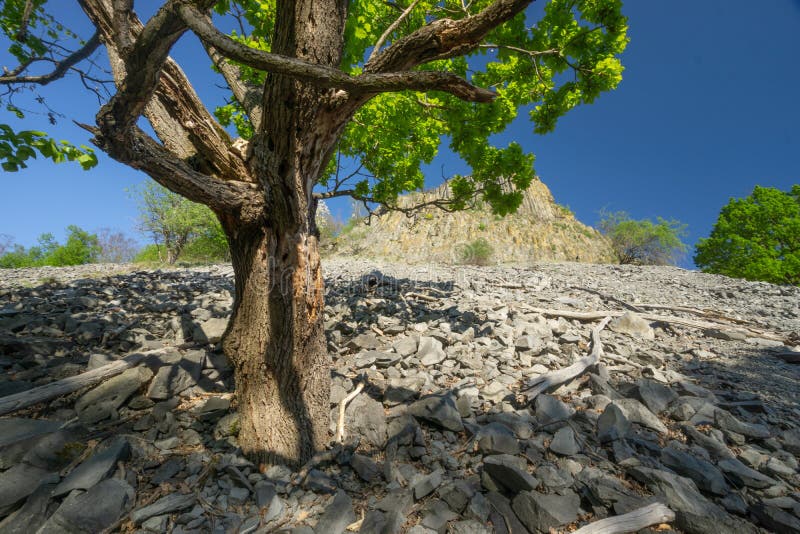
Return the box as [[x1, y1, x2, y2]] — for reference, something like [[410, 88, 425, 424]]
[[332, 177, 615, 264]]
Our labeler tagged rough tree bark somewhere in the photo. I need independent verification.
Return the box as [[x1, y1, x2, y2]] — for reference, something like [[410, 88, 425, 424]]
[[70, 0, 534, 466]]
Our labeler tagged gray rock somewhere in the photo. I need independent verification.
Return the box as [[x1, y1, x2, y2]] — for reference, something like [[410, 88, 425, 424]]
[[609, 312, 654, 339], [780, 428, 800, 455], [632, 378, 678, 414], [484, 491, 530, 534], [717, 458, 779, 489], [74, 366, 153, 423], [438, 480, 475, 514], [229, 486, 250, 506], [351, 453, 381, 483], [749, 502, 800, 533], [345, 394, 387, 447], [0, 463, 58, 517], [628, 466, 756, 534], [515, 335, 543, 353], [413, 469, 444, 500], [714, 410, 771, 439], [409, 394, 464, 432], [22, 427, 87, 471], [0, 481, 57, 533], [597, 403, 631, 442], [193, 317, 228, 344], [36, 478, 135, 534], [131, 493, 196, 525], [448, 520, 492, 534], [146, 364, 195, 400], [512, 490, 580, 533], [421, 499, 458, 532], [418, 336, 446, 366], [347, 333, 381, 351], [534, 394, 574, 427], [483, 454, 539, 493], [550, 426, 580, 456], [315, 491, 356, 534], [477, 422, 520, 455], [0, 417, 61, 470], [614, 398, 668, 434], [393, 336, 418, 357], [255, 483, 284, 523], [54, 437, 130, 496], [661, 444, 729, 495]]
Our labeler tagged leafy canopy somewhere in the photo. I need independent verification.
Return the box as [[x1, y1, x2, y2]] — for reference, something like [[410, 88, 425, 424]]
[[695, 185, 800, 285], [599, 210, 688, 266], [0, 1, 98, 171], [213, 0, 628, 215]]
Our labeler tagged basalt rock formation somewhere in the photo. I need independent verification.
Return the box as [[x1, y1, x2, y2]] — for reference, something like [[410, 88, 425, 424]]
[[333, 178, 616, 264]]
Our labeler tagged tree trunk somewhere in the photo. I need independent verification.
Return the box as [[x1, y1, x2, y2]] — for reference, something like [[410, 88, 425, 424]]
[[222, 221, 329, 467]]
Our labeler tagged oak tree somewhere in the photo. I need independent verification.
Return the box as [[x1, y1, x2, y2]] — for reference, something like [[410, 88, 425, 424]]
[[1, 0, 627, 465]]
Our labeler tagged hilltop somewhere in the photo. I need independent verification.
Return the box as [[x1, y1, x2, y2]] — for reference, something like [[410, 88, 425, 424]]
[[332, 178, 616, 265]]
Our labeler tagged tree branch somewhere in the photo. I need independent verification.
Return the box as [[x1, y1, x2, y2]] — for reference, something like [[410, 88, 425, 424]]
[[201, 41, 264, 129], [365, 0, 534, 73], [80, 0, 250, 185], [0, 33, 101, 86], [179, 3, 495, 103], [367, 0, 421, 64]]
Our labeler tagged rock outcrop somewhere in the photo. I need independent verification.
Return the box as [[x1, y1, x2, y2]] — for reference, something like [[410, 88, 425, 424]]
[[333, 178, 616, 264]]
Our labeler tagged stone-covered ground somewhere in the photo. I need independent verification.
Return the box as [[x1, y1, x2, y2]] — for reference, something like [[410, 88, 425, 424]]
[[0, 260, 799, 533]]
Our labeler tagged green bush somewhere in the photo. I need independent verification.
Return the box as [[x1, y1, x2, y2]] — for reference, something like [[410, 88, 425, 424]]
[[459, 238, 494, 265], [599, 210, 687, 265], [133, 244, 164, 263], [695, 185, 800, 285], [0, 226, 100, 268]]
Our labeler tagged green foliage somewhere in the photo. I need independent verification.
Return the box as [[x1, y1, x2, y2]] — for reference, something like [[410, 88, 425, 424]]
[[132, 181, 229, 264], [0, 124, 97, 172], [695, 185, 800, 285], [599, 210, 688, 265], [0, 226, 101, 268], [217, 0, 627, 215], [133, 244, 164, 263], [42, 225, 101, 266], [459, 238, 494, 265]]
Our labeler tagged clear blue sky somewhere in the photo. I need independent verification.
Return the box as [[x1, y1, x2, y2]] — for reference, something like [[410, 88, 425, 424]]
[[1, 1, 798, 268]]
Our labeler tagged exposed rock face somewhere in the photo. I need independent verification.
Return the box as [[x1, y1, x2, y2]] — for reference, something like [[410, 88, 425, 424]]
[[333, 178, 616, 264]]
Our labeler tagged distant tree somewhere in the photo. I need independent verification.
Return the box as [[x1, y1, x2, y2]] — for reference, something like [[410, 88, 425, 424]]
[[0, 226, 100, 267], [96, 228, 139, 263], [695, 185, 800, 285], [133, 181, 224, 264], [0, 234, 12, 255], [599, 210, 688, 265], [43, 225, 101, 266]]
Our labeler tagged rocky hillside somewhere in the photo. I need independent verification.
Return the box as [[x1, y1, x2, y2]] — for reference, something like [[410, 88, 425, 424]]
[[332, 178, 616, 264], [0, 261, 799, 533]]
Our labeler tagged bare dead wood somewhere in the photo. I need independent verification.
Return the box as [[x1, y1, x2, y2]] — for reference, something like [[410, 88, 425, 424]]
[[367, 0, 421, 64], [520, 306, 789, 343], [0, 349, 164, 416], [405, 291, 438, 302], [523, 316, 612, 401], [572, 502, 675, 534], [336, 381, 365, 443]]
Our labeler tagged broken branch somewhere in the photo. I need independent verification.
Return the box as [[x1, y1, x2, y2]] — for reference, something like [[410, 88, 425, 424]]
[[523, 316, 612, 401]]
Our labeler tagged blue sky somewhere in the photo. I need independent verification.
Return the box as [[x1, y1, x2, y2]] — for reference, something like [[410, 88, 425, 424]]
[[1, 1, 799, 268]]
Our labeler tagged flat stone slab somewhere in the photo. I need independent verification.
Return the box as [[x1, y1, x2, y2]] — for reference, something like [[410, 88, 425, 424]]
[[37, 478, 135, 534], [0, 463, 58, 517], [408, 394, 464, 432], [131, 493, 196, 525], [53, 437, 130, 497]]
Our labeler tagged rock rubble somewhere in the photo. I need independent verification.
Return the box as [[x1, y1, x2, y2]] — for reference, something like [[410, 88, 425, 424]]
[[0, 260, 798, 533]]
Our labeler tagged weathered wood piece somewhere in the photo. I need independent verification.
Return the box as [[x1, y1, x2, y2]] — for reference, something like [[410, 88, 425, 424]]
[[572, 502, 675, 534], [523, 316, 612, 401]]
